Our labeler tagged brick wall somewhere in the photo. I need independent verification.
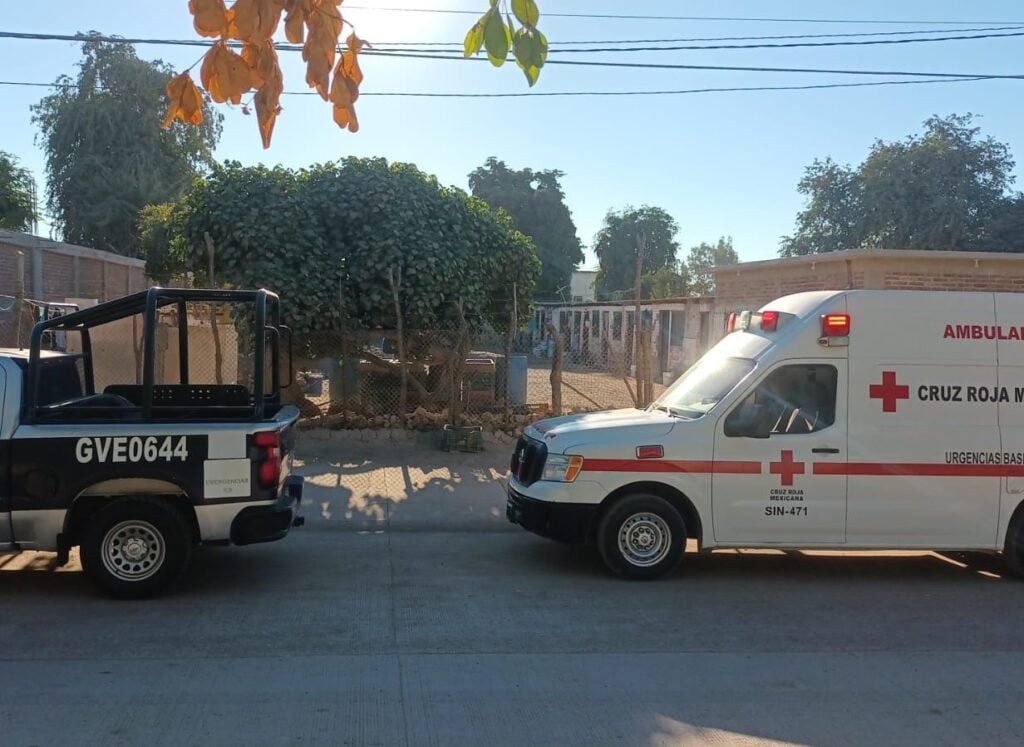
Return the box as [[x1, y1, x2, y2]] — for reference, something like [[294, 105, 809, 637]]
[[712, 250, 1024, 314], [0, 230, 147, 348]]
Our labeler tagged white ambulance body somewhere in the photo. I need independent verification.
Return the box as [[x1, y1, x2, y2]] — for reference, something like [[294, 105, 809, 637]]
[[506, 290, 1024, 579]]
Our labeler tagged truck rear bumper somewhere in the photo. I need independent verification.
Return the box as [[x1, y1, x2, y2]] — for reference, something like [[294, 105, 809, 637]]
[[231, 475, 304, 546]]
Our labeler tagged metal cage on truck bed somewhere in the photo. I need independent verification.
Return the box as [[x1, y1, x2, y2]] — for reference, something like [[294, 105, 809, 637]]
[[22, 287, 292, 423]]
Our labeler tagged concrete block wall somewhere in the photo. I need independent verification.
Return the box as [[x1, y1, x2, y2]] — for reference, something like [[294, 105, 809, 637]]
[[0, 231, 147, 348]]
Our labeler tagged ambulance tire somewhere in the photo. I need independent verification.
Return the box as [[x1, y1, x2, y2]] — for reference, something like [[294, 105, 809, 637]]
[[598, 493, 686, 580], [1004, 512, 1024, 579], [80, 498, 193, 598]]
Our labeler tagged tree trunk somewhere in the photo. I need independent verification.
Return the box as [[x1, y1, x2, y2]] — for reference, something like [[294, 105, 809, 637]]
[[388, 266, 407, 417], [633, 230, 647, 406], [204, 233, 224, 385]]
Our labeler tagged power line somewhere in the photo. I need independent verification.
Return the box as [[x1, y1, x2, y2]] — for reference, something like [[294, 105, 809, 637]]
[[342, 6, 1024, 25], [377, 25, 1024, 46], [3, 31, 1023, 81], [369, 50, 1024, 80], [0, 76, 995, 98], [370, 29, 1024, 54], [7, 27, 1024, 53]]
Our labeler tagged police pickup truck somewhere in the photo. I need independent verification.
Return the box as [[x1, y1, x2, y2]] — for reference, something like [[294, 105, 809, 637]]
[[0, 287, 303, 597]]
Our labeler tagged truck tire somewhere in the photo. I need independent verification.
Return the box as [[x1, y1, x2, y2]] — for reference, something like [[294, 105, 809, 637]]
[[1004, 512, 1024, 579], [597, 493, 686, 580], [80, 498, 193, 598]]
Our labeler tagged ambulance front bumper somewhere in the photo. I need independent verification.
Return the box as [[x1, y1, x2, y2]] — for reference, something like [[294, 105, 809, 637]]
[[506, 483, 597, 544], [230, 475, 304, 545]]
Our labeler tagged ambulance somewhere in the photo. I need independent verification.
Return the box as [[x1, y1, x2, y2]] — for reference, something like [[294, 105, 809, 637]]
[[507, 290, 1024, 579]]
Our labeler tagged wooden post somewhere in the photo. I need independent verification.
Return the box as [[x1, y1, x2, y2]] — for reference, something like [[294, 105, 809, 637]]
[[204, 232, 224, 385], [14, 250, 25, 348], [504, 284, 516, 426], [449, 299, 467, 424], [545, 321, 563, 416], [388, 266, 407, 418], [337, 273, 350, 411]]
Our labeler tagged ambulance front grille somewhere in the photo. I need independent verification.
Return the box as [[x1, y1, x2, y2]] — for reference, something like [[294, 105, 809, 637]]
[[510, 436, 546, 487]]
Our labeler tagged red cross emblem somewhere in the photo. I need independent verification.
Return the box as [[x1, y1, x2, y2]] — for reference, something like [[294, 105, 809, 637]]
[[769, 450, 805, 487], [869, 371, 910, 413]]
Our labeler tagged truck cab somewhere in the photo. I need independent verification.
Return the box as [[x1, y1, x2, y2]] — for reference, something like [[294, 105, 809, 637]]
[[0, 287, 303, 597], [508, 290, 1024, 580]]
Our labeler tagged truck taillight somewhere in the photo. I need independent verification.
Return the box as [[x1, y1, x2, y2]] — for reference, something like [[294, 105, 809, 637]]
[[254, 431, 281, 488]]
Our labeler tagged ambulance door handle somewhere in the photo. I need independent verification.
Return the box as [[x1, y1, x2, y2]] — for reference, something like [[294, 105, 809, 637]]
[[812, 447, 840, 454]]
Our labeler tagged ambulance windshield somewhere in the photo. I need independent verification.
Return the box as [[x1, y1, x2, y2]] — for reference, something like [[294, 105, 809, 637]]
[[653, 356, 755, 419]]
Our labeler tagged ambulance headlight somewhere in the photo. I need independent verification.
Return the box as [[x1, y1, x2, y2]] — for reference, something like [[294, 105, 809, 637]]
[[542, 454, 584, 483]]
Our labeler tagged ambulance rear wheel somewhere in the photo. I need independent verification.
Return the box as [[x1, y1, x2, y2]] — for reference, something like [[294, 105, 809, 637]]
[[598, 494, 686, 580], [80, 498, 192, 598], [1004, 512, 1024, 578]]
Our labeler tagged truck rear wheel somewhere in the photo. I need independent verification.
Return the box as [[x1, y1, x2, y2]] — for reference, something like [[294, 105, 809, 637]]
[[598, 493, 686, 580], [80, 498, 193, 598]]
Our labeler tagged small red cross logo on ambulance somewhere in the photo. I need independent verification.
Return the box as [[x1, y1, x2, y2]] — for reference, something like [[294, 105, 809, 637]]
[[770, 450, 805, 486], [869, 371, 910, 413]]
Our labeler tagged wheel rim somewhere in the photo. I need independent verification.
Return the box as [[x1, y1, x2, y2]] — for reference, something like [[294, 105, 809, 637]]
[[101, 520, 166, 582], [618, 511, 672, 568]]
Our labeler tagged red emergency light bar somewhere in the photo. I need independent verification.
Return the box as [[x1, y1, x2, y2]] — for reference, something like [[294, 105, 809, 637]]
[[821, 313, 851, 337], [760, 310, 779, 332]]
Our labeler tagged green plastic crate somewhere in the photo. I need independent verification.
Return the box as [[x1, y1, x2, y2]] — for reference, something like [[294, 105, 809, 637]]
[[440, 424, 484, 453]]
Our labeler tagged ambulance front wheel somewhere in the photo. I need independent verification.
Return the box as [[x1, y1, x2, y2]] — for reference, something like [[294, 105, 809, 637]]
[[598, 494, 686, 580], [80, 497, 193, 598]]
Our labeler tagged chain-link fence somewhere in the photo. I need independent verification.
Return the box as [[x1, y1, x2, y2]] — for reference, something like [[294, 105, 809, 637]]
[[3, 292, 668, 432], [292, 312, 665, 433]]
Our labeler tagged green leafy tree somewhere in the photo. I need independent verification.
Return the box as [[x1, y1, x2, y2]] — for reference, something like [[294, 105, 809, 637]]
[[468, 157, 584, 300], [642, 264, 691, 299], [981, 195, 1024, 252], [593, 206, 680, 300], [138, 203, 190, 284], [33, 37, 222, 256], [148, 158, 540, 337], [0, 151, 35, 232], [781, 114, 1017, 256], [686, 237, 739, 295]]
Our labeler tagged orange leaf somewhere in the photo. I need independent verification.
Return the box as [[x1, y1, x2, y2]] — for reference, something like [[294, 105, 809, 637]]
[[189, 0, 231, 38], [302, 3, 342, 100], [283, 0, 311, 43], [162, 72, 204, 128], [242, 40, 278, 88], [330, 54, 360, 133], [254, 60, 284, 148], [228, 0, 285, 42], [340, 32, 364, 88], [200, 41, 255, 104]]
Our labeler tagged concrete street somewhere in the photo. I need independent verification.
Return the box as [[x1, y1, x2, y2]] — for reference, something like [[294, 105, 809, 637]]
[[2, 430, 1024, 746]]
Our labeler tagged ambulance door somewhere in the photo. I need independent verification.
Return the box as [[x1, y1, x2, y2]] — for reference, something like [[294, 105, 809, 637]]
[[995, 294, 1024, 548], [846, 293, 1001, 548], [713, 360, 848, 545]]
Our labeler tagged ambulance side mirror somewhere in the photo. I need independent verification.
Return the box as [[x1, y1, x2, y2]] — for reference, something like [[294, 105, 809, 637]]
[[725, 402, 773, 439]]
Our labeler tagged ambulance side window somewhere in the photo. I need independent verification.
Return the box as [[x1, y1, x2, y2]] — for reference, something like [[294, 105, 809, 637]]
[[725, 364, 838, 437]]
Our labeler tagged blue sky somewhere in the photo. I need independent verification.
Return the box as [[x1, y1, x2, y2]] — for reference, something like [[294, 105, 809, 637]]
[[1, 0, 1022, 265]]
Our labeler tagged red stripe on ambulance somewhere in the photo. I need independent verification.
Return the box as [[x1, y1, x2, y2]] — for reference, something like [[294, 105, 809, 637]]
[[813, 462, 1024, 477], [581, 459, 761, 475]]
